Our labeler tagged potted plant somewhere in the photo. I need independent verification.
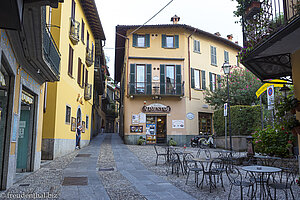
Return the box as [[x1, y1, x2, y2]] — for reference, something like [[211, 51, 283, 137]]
[[137, 136, 146, 145], [168, 138, 177, 146]]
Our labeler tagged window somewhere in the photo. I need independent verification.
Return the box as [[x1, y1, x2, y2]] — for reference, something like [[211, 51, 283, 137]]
[[166, 65, 175, 94], [136, 64, 145, 94], [209, 72, 217, 92], [86, 115, 89, 129], [191, 69, 206, 90], [198, 112, 212, 134], [85, 68, 88, 86], [68, 45, 74, 76], [194, 40, 200, 53], [210, 46, 217, 66], [86, 31, 89, 49], [162, 34, 179, 48], [194, 69, 200, 89], [65, 105, 71, 124], [81, 19, 85, 42], [137, 35, 145, 47], [71, 0, 76, 19], [224, 50, 229, 63], [81, 64, 85, 87]]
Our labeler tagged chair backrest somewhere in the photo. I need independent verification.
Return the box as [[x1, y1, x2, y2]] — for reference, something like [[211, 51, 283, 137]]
[[185, 154, 198, 169], [196, 148, 202, 158], [209, 158, 224, 172], [226, 165, 242, 185], [204, 149, 211, 160]]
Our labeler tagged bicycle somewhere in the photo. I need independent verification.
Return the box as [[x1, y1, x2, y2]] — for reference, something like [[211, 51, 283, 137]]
[[198, 134, 215, 148]]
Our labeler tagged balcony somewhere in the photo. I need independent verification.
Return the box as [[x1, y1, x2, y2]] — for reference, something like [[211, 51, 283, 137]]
[[43, 27, 61, 77], [241, 0, 300, 81], [128, 82, 184, 97], [69, 18, 80, 45], [84, 84, 92, 100], [86, 47, 93, 67]]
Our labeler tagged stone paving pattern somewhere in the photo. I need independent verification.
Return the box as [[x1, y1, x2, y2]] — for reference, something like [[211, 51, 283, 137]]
[[0, 133, 299, 200]]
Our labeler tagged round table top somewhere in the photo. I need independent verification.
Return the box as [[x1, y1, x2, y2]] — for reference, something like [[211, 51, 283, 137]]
[[254, 155, 281, 160], [176, 150, 193, 154], [241, 165, 282, 173], [192, 157, 211, 162], [213, 149, 232, 153]]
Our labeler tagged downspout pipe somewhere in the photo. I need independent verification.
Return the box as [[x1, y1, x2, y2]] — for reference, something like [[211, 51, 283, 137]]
[[188, 29, 196, 101]]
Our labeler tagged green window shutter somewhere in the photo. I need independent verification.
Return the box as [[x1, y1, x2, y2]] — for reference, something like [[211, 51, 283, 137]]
[[209, 72, 212, 91], [210, 46, 214, 64], [145, 34, 150, 47], [201, 70, 206, 90], [214, 47, 217, 65], [191, 68, 195, 88], [162, 34, 166, 48], [193, 40, 196, 52], [146, 64, 152, 94], [175, 35, 179, 48], [176, 65, 181, 95], [160, 64, 165, 94], [130, 64, 136, 94], [132, 34, 137, 47], [217, 75, 221, 89]]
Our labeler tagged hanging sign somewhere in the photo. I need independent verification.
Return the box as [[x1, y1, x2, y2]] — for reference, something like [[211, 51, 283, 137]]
[[142, 103, 171, 113], [267, 85, 275, 110], [256, 79, 287, 98]]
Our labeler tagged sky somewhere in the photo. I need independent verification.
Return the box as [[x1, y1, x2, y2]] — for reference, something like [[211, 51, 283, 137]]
[[96, 0, 242, 79]]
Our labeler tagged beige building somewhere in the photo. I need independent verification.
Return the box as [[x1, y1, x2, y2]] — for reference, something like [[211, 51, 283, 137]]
[[114, 17, 241, 145]]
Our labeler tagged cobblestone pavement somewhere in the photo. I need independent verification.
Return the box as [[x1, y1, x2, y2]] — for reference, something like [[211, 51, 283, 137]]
[[1, 133, 299, 200]]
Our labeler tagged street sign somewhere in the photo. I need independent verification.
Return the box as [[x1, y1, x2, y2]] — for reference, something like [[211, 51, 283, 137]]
[[267, 85, 274, 110], [256, 79, 286, 98], [224, 103, 228, 116]]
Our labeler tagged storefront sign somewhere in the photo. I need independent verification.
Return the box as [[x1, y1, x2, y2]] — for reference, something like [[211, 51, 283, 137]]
[[142, 103, 171, 113], [172, 120, 184, 129], [130, 126, 143, 133]]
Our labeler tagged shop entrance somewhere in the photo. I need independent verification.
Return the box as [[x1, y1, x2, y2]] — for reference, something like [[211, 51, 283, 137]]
[[146, 115, 167, 144], [17, 90, 35, 172], [198, 112, 212, 135], [0, 63, 10, 188]]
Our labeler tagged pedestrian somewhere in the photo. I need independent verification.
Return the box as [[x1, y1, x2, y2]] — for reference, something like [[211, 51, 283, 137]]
[[76, 122, 82, 149]]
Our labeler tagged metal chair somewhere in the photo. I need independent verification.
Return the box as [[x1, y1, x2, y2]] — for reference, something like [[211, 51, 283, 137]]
[[267, 164, 299, 200], [165, 152, 183, 177], [185, 154, 202, 185], [226, 165, 254, 200], [154, 145, 167, 166]]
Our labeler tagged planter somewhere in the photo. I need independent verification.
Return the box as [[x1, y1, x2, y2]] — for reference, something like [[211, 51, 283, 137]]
[[245, 1, 261, 20], [291, 126, 300, 135]]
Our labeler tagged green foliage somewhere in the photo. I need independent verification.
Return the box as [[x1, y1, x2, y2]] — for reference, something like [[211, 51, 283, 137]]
[[137, 136, 145, 145], [252, 126, 296, 158], [213, 105, 261, 136], [168, 138, 177, 146], [204, 66, 263, 110]]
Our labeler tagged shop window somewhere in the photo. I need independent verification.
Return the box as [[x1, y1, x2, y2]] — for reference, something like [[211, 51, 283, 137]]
[[198, 112, 212, 135]]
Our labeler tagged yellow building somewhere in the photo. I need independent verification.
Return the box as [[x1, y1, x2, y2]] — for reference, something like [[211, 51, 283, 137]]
[[42, 0, 105, 159], [115, 16, 241, 145], [0, 1, 62, 190]]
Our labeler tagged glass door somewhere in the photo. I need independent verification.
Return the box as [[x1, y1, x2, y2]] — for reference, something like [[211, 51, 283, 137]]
[[156, 116, 166, 144], [0, 64, 10, 186], [198, 112, 212, 135]]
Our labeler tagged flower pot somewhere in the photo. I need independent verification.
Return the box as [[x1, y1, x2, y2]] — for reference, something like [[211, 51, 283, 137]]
[[291, 126, 300, 135], [245, 1, 261, 20]]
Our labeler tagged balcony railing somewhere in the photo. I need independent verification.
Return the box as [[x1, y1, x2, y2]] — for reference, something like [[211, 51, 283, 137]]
[[84, 84, 92, 100], [43, 27, 61, 76], [243, 0, 299, 48], [86, 47, 93, 67], [69, 18, 80, 44], [128, 82, 184, 96]]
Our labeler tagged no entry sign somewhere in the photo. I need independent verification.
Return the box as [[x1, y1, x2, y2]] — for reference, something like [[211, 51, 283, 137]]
[[267, 85, 274, 110]]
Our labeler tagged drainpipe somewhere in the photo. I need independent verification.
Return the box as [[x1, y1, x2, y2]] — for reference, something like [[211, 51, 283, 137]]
[[188, 29, 196, 101]]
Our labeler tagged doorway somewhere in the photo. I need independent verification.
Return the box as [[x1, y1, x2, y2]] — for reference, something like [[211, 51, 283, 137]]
[[16, 90, 35, 172], [146, 115, 167, 144], [198, 112, 212, 135], [0, 64, 10, 188]]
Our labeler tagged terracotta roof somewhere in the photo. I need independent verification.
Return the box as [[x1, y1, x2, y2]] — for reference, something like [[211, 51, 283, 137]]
[[80, 0, 105, 40]]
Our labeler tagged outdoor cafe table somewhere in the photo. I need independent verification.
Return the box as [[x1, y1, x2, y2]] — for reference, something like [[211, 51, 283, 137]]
[[191, 158, 213, 188], [241, 165, 282, 200]]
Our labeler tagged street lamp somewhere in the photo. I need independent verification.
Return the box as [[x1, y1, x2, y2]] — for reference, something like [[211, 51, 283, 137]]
[[222, 62, 232, 151], [279, 84, 290, 98]]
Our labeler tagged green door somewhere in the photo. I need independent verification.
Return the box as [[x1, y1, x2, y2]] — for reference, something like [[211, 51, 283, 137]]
[[17, 105, 31, 171]]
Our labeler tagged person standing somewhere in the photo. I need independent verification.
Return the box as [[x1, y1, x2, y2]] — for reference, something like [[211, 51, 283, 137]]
[[76, 122, 82, 149]]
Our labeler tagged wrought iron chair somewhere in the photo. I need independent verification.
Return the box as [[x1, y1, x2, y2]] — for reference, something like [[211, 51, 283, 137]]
[[154, 145, 167, 166], [226, 165, 254, 200], [184, 154, 202, 185], [165, 151, 183, 177]]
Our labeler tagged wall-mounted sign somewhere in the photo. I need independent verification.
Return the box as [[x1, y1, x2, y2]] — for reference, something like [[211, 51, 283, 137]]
[[71, 117, 76, 132], [139, 112, 146, 123], [142, 103, 171, 113], [82, 121, 85, 133], [186, 112, 194, 120], [130, 126, 143, 133], [172, 120, 184, 129], [132, 114, 139, 124]]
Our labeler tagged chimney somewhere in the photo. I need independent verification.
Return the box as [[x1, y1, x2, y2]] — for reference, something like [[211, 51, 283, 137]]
[[171, 15, 180, 24], [227, 34, 233, 41], [214, 32, 221, 37]]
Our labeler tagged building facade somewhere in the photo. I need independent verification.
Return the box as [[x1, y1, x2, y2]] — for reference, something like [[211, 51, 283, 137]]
[[0, 1, 61, 190], [115, 18, 241, 146], [42, 0, 105, 159]]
